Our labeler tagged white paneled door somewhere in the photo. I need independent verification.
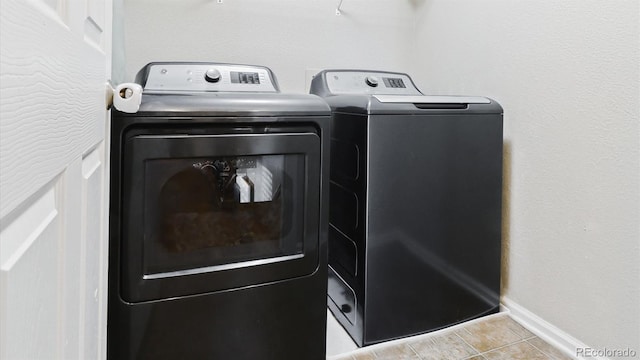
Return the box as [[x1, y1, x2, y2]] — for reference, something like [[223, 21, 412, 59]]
[[0, 0, 112, 359]]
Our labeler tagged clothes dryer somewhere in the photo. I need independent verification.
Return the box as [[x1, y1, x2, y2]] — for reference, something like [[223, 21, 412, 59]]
[[108, 62, 330, 359]]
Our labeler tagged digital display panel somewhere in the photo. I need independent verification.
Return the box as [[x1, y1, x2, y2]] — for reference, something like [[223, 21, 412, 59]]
[[383, 77, 406, 88], [231, 71, 260, 84]]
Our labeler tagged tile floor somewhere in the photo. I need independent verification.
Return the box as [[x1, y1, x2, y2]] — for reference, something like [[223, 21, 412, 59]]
[[327, 312, 575, 360]]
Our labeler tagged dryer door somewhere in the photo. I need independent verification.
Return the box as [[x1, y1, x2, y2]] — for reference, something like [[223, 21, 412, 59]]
[[120, 131, 321, 302]]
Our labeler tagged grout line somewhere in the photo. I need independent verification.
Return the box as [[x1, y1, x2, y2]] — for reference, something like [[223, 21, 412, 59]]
[[476, 339, 528, 357], [408, 344, 421, 360], [527, 340, 551, 359], [406, 339, 434, 360], [463, 354, 487, 360], [459, 326, 473, 336], [456, 318, 526, 354], [505, 327, 526, 343], [454, 331, 482, 356], [477, 338, 556, 360], [526, 338, 563, 360], [371, 342, 422, 359], [405, 341, 422, 360]]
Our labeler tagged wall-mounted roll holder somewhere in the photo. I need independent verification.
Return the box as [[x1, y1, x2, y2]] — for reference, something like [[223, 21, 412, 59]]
[[106, 81, 143, 113]]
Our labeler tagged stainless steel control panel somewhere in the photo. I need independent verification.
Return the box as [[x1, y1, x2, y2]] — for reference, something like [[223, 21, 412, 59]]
[[324, 71, 422, 95], [143, 63, 278, 93]]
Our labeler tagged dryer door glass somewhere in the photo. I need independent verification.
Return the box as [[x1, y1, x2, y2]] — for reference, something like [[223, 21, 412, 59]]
[[121, 131, 321, 302], [143, 154, 303, 275]]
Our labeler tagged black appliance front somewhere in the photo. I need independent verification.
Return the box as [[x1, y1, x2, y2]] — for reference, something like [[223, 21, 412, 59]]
[[109, 121, 327, 359], [311, 70, 503, 347], [108, 62, 330, 360]]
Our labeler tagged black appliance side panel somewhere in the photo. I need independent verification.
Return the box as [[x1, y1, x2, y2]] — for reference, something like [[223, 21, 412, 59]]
[[364, 113, 503, 344], [326, 113, 369, 346]]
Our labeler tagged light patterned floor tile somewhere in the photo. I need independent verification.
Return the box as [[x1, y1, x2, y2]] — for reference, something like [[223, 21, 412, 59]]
[[409, 332, 479, 360], [332, 356, 355, 360], [527, 337, 574, 360], [326, 314, 571, 360], [352, 351, 376, 360], [455, 315, 522, 353], [373, 342, 420, 360], [498, 317, 536, 339], [482, 341, 551, 360]]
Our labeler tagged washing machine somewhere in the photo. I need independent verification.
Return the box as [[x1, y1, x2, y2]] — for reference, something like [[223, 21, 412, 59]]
[[310, 70, 503, 346], [108, 62, 330, 359]]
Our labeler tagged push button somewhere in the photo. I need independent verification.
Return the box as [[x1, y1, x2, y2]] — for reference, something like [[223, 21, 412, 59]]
[[204, 68, 222, 83]]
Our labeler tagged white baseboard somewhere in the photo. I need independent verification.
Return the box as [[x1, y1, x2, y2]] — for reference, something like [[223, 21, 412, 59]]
[[501, 297, 607, 360]]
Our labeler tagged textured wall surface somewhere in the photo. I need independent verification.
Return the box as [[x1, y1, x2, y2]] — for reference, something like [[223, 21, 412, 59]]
[[122, 0, 417, 93], [412, 0, 640, 354]]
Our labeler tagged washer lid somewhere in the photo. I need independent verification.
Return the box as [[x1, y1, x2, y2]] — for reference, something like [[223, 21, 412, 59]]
[[373, 95, 491, 104]]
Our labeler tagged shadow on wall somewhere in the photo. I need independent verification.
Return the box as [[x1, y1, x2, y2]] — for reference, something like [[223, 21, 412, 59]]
[[408, 0, 427, 9], [501, 141, 512, 296]]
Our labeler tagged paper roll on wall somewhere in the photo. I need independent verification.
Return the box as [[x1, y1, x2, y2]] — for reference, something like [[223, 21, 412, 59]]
[[113, 83, 143, 113]]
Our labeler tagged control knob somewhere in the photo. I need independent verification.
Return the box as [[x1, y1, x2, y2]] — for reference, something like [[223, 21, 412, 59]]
[[365, 76, 379, 87], [204, 68, 222, 83]]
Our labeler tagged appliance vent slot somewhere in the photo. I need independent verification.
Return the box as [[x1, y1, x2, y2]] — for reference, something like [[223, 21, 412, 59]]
[[414, 103, 468, 110]]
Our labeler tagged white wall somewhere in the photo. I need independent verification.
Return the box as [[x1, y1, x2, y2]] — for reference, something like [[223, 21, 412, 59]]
[[412, 0, 640, 355], [122, 0, 418, 92]]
